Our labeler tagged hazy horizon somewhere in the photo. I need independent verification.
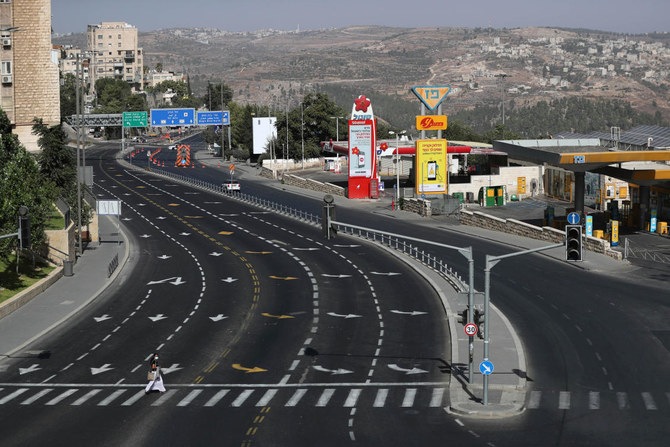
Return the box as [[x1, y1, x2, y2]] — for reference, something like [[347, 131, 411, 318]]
[[52, 0, 670, 36]]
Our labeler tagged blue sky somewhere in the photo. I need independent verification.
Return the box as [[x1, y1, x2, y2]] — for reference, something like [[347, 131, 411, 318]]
[[52, 0, 669, 35]]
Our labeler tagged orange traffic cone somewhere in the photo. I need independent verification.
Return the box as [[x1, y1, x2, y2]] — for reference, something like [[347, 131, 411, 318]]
[[202, 163, 205, 168], [162, 161, 165, 167], [217, 162, 220, 168]]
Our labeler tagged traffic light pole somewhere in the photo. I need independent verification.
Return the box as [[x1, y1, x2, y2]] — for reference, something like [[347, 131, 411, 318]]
[[483, 242, 563, 405]]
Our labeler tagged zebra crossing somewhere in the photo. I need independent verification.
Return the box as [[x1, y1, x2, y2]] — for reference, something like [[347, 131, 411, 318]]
[[0, 386, 447, 409], [524, 390, 670, 411]]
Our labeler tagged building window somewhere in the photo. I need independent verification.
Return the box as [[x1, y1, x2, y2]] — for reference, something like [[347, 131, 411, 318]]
[[98, 43, 103, 48], [97, 34, 103, 39], [118, 34, 121, 39], [118, 42, 121, 47], [1, 61, 12, 75]]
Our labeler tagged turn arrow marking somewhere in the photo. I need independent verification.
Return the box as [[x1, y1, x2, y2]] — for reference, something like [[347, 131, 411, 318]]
[[94, 314, 112, 322], [390, 310, 428, 316], [157, 255, 171, 260], [156, 217, 167, 220], [371, 272, 401, 276], [210, 314, 228, 321], [269, 276, 298, 280], [179, 232, 191, 236], [327, 312, 362, 319], [261, 313, 295, 320], [140, 234, 151, 238], [147, 276, 185, 286], [232, 364, 267, 373], [160, 363, 183, 374], [91, 364, 114, 375], [221, 277, 238, 283], [293, 247, 320, 251], [149, 314, 168, 322], [322, 274, 352, 279], [313, 365, 353, 375], [209, 252, 223, 257], [19, 364, 41, 375], [388, 364, 428, 375]]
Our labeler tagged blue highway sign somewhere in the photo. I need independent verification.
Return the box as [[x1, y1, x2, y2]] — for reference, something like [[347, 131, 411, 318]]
[[150, 108, 195, 126], [479, 360, 494, 375], [567, 212, 580, 225], [196, 110, 230, 126]]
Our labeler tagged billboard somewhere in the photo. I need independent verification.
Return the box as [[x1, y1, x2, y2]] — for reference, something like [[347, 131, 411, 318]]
[[252, 117, 277, 155], [415, 139, 448, 195], [150, 108, 195, 126], [348, 120, 375, 178]]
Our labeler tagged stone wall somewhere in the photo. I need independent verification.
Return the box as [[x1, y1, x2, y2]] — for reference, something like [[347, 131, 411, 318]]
[[281, 174, 346, 197], [402, 198, 432, 217], [45, 222, 76, 265], [459, 210, 623, 260]]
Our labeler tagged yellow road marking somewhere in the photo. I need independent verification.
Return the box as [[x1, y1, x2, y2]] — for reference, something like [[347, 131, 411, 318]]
[[269, 276, 298, 280], [219, 231, 233, 235], [261, 313, 295, 319], [232, 364, 268, 373]]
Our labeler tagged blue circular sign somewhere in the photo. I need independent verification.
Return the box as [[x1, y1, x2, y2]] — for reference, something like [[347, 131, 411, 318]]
[[567, 212, 580, 225], [479, 360, 494, 375]]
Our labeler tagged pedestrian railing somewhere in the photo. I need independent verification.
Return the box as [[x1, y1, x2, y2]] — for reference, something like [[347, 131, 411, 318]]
[[623, 237, 670, 264], [107, 253, 119, 278]]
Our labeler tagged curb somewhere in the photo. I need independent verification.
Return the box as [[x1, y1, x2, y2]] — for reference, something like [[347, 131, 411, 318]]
[[0, 266, 64, 320]]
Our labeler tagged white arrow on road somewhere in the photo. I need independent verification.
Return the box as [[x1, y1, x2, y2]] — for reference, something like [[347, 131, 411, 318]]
[[210, 314, 228, 322], [147, 276, 185, 286], [327, 312, 362, 319], [149, 314, 168, 322], [137, 203, 147, 207], [293, 247, 320, 251], [388, 364, 428, 375], [313, 365, 353, 375], [390, 310, 428, 316], [157, 255, 171, 260], [140, 234, 151, 238], [333, 244, 360, 248], [160, 364, 183, 374], [123, 193, 131, 196], [94, 314, 112, 322], [370, 272, 402, 276], [322, 274, 352, 279], [19, 364, 41, 375], [209, 252, 223, 257], [122, 217, 132, 221], [221, 277, 238, 283], [157, 216, 167, 220], [179, 232, 191, 236], [91, 364, 114, 375]]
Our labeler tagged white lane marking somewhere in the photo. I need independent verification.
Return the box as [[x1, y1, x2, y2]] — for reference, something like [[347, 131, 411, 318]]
[[121, 390, 146, 406], [285, 389, 308, 407], [316, 388, 336, 407], [204, 390, 229, 407], [616, 392, 629, 410], [289, 360, 300, 371], [642, 392, 657, 410], [402, 388, 417, 407], [344, 389, 362, 407], [588, 391, 600, 410], [177, 390, 203, 407], [0, 388, 28, 404], [527, 390, 542, 409], [231, 390, 254, 407], [98, 389, 126, 406], [46, 389, 78, 405], [430, 388, 445, 407], [71, 389, 102, 406], [279, 375, 290, 385], [21, 388, 53, 405], [151, 389, 177, 406], [559, 391, 571, 410], [256, 389, 278, 407], [373, 389, 388, 407]]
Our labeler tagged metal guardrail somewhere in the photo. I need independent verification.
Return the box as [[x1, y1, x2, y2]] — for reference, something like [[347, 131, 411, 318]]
[[624, 237, 670, 264], [125, 161, 468, 295], [107, 253, 119, 278]]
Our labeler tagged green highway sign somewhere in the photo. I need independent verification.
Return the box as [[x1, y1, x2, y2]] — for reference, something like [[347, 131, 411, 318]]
[[123, 111, 148, 128]]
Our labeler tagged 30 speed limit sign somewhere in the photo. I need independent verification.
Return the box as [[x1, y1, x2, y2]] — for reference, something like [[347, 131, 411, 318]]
[[464, 323, 478, 337]]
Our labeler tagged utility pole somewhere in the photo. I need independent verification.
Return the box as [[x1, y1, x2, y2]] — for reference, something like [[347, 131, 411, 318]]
[[75, 54, 83, 256], [220, 79, 225, 159], [495, 73, 509, 126]]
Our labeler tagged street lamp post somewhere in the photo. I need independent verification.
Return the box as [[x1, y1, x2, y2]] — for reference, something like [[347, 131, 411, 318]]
[[301, 102, 304, 170], [495, 73, 509, 126], [389, 130, 406, 209], [330, 116, 345, 141]]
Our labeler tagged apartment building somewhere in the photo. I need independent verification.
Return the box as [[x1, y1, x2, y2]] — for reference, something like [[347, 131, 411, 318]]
[[87, 22, 143, 92], [0, 0, 61, 152]]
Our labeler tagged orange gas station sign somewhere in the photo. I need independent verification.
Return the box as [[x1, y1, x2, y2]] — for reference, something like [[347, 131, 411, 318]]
[[416, 115, 447, 131]]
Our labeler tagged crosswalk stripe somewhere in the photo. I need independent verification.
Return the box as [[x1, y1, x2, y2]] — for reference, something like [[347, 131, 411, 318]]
[[151, 389, 176, 406], [528, 390, 542, 409], [98, 390, 126, 406], [71, 389, 102, 406], [231, 390, 254, 407], [642, 392, 657, 410], [616, 392, 629, 410], [122, 390, 146, 406], [177, 390, 203, 407], [0, 388, 28, 404], [286, 389, 307, 407], [21, 389, 53, 405], [588, 391, 600, 410], [373, 389, 388, 408], [316, 388, 335, 407], [430, 388, 445, 407], [46, 389, 77, 406], [402, 388, 417, 408], [559, 391, 571, 410], [256, 389, 278, 407], [204, 389, 228, 407], [344, 389, 361, 408]]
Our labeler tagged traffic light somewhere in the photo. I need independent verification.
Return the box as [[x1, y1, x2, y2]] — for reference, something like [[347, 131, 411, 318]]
[[18, 206, 30, 249], [565, 224, 582, 261]]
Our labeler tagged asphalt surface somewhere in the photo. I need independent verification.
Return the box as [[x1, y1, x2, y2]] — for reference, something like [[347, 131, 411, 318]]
[[2, 137, 670, 446]]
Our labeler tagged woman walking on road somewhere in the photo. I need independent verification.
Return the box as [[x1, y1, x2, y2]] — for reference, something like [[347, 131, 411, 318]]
[[145, 353, 166, 394]]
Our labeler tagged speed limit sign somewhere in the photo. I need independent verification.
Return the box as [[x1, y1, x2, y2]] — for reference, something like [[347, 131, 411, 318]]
[[464, 323, 478, 337]]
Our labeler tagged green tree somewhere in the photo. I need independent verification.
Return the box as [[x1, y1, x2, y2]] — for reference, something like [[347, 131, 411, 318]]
[[59, 73, 77, 122], [202, 82, 233, 110], [33, 119, 75, 193]]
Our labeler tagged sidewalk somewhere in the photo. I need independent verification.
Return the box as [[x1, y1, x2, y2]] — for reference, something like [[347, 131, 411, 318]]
[[0, 216, 130, 359]]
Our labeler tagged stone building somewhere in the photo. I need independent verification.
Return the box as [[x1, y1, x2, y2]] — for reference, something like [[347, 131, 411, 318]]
[[87, 22, 143, 93], [0, 0, 61, 152]]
